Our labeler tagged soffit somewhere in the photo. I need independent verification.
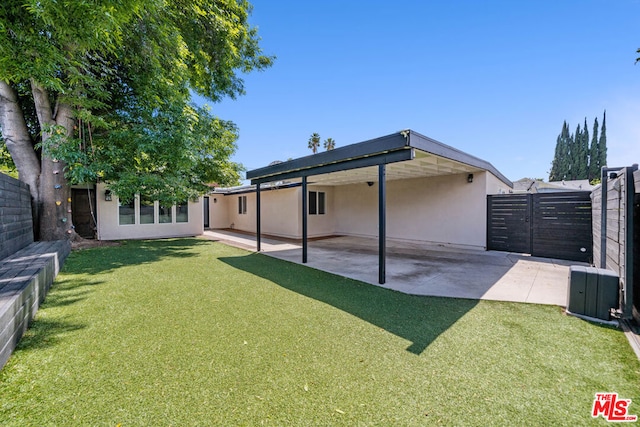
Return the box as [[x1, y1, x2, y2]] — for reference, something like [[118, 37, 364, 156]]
[[305, 149, 483, 186]]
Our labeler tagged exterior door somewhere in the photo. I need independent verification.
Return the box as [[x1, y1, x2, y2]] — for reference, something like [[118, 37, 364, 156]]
[[71, 188, 96, 239]]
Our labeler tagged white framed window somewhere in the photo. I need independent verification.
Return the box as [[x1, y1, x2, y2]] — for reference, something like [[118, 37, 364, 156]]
[[117, 195, 190, 225], [118, 199, 135, 225], [177, 201, 189, 223], [238, 195, 247, 215], [309, 191, 326, 215], [159, 203, 172, 223], [139, 195, 155, 224]]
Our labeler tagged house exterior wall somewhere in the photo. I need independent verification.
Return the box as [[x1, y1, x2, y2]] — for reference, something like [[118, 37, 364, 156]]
[[333, 172, 498, 249], [208, 194, 230, 229], [212, 187, 302, 239], [306, 185, 336, 238], [486, 172, 512, 195], [96, 183, 203, 240], [208, 172, 510, 249]]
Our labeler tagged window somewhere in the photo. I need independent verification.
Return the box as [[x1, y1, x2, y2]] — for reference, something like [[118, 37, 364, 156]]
[[176, 201, 189, 223], [159, 204, 172, 224], [309, 191, 326, 215], [238, 195, 247, 215], [318, 191, 326, 215], [117, 195, 190, 226], [119, 199, 135, 225], [139, 195, 155, 224]]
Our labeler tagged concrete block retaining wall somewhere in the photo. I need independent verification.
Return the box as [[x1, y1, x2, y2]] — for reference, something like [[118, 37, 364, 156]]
[[0, 172, 70, 370], [0, 172, 34, 260]]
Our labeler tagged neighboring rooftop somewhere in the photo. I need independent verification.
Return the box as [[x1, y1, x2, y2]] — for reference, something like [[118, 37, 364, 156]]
[[513, 178, 594, 193]]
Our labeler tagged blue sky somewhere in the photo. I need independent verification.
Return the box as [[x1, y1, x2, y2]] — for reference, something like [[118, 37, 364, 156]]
[[205, 0, 640, 182]]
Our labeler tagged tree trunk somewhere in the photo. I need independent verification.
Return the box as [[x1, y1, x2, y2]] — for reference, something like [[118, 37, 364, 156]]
[[0, 81, 41, 197], [30, 80, 76, 241], [0, 80, 42, 236]]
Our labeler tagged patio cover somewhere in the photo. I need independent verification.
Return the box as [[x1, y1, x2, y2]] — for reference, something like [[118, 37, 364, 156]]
[[246, 129, 512, 284]]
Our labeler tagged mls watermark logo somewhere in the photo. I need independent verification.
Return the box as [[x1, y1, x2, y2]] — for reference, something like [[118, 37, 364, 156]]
[[592, 393, 637, 422]]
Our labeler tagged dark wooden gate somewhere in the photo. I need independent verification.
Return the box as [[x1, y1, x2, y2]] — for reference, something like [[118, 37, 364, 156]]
[[487, 192, 592, 262]]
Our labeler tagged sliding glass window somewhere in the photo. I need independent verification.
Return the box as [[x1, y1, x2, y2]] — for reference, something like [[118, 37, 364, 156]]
[[139, 196, 155, 224], [119, 199, 135, 225]]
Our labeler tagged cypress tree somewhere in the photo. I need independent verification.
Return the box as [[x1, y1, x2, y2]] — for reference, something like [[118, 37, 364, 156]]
[[599, 110, 607, 169], [569, 124, 582, 180], [588, 117, 599, 180], [551, 115, 607, 182], [562, 123, 572, 180], [550, 121, 571, 181]]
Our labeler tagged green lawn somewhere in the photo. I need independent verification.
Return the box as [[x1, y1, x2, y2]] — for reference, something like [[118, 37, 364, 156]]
[[1, 238, 638, 426]]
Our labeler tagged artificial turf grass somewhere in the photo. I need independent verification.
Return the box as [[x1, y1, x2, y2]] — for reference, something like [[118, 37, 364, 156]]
[[0, 238, 637, 426]]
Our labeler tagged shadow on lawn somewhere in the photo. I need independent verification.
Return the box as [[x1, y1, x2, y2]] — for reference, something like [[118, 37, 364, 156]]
[[220, 253, 479, 355], [64, 238, 210, 275], [11, 239, 209, 355]]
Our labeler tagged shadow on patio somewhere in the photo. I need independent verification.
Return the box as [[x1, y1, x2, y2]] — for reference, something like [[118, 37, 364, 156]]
[[220, 252, 479, 355]]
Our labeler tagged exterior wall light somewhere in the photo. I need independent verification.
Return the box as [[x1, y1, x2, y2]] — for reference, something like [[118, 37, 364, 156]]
[[105, 189, 112, 201], [467, 174, 474, 183]]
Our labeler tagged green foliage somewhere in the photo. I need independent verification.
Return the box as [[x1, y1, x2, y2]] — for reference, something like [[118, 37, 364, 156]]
[[549, 113, 607, 182], [549, 121, 570, 181], [588, 117, 600, 180], [599, 110, 607, 169], [1, 0, 273, 204], [42, 104, 244, 205], [0, 132, 16, 173]]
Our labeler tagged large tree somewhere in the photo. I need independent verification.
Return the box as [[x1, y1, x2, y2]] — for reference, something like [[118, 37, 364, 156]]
[[0, 0, 272, 240]]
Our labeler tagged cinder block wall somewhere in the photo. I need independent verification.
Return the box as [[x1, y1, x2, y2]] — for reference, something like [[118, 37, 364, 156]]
[[0, 173, 34, 259]]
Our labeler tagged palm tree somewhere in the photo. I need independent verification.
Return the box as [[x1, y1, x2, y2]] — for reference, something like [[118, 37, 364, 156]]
[[308, 133, 321, 154], [323, 137, 336, 151]]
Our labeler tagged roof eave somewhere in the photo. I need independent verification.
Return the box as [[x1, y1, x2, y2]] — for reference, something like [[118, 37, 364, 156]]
[[246, 132, 409, 182]]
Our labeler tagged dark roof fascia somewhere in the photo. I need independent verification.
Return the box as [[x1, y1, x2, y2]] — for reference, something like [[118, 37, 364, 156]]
[[214, 181, 303, 196], [251, 148, 414, 185], [407, 130, 513, 187], [245, 129, 512, 188], [246, 132, 409, 183]]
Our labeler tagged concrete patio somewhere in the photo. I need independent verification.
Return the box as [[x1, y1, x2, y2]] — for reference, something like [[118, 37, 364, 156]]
[[203, 230, 585, 307]]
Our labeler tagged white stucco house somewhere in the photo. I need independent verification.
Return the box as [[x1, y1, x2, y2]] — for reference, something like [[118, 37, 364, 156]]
[[88, 130, 513, 269], [209, 130, 512, 249], [92, 184, 204, 240]]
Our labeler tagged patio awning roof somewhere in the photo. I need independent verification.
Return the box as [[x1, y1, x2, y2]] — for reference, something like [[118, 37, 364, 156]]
[[246, 129, 512, 286], [246, 130, 512, 187]]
